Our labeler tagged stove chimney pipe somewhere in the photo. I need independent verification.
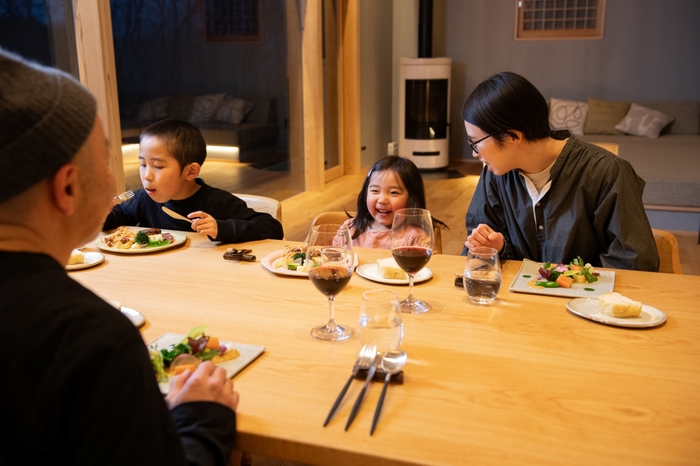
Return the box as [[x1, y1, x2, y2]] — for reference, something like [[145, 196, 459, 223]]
[[418, 0, 433, 58]]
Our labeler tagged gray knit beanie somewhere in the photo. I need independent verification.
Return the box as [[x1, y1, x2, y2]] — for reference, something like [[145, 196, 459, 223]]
[[0, 48, 97, 203]]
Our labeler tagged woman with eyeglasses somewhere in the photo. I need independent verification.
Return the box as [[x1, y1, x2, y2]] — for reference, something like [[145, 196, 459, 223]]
[[461, 72, 659, 271]]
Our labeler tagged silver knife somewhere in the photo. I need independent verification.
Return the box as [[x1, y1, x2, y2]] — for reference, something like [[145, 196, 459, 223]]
[[345, 353, 378, 430], [161, 206, 192, 223]]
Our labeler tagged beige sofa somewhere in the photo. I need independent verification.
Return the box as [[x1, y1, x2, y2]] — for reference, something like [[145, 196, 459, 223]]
[[550, 98, 699, 240]]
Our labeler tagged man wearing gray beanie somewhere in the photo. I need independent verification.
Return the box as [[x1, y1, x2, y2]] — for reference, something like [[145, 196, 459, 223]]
[[0, 48, 238, 465]]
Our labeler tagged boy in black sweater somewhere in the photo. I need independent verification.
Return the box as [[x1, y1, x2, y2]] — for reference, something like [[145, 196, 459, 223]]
[[105, 118, 284, 242]]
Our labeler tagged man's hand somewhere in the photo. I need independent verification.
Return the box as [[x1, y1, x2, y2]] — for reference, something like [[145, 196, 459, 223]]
[[166, 361, 239, 412], [465, 223, 504, 252], [189, 211, 218, 239]]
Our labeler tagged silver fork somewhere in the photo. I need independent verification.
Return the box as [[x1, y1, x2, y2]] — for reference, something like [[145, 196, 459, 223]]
[[345, 346, 379, 430], [113, 190, 134, 203], [323, 344, 377, 427]]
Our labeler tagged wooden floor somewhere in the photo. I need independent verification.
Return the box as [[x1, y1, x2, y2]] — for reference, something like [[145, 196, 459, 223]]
[[123, 158, 700, 276]]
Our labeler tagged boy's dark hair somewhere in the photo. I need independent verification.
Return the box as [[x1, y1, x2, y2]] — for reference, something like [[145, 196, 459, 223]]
[[461, 71, 550, 146], [352, 156, 426, 240], [140, 119, 207, 170]]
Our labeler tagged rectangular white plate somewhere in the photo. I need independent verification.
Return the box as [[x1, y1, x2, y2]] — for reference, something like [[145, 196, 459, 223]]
[[509, 258, 615, 298], [148, 333, 265, 394]]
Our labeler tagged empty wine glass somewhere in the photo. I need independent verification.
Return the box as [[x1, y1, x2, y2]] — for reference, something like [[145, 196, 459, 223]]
[[390, 208, 434, 313], [307, 224, 354, 341]]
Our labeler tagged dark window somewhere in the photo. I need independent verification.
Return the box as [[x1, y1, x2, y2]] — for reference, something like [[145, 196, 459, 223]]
[[203, 0, 261, 42]]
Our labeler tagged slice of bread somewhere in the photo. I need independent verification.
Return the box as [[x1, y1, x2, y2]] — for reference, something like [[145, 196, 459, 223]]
[[377, 257, 407, 280], [598, 292, 642, 318], [67, 249, 84, 265]]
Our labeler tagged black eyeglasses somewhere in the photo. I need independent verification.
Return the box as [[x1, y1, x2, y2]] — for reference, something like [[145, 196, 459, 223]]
[[467, 134, 492, 154]]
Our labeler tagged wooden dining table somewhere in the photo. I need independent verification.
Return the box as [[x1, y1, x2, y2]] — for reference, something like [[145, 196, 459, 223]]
[[72, 232, 700, 466]]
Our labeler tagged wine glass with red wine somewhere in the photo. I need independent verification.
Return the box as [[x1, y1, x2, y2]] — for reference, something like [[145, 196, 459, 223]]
[[307, 224, 354, 341], [390, 208, 434, 313]]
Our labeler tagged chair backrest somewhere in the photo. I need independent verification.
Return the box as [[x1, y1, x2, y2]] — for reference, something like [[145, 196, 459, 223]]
[[233, 193, 282, 223], [310, 211, 443, 254], [652, 229, 683, 274], [311, 211, 353, 229]]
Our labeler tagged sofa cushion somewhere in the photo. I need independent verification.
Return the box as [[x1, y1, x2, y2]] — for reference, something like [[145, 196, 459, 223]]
[[643, 102, 699, 135], [137, 96, 169, 123], [615, 103, 674, 138], [549, 98, 588, 136], [190, 93, 226, 122], [584, 98, 630, 135], [216, 96, 247, 124]]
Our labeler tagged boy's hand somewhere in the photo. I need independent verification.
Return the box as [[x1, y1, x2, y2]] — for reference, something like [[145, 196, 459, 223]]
[[189, 211, 218, 239], [465, 223, 504, 252]]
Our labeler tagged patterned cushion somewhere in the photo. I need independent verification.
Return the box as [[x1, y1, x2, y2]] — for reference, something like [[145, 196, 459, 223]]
[[190, 93, 226, 122], [216, 95, 247, 124], [549, 98, 588, 136], [137, 96, 170, 123], [615, 103, 675, 138], [584, 98, 630, 135]]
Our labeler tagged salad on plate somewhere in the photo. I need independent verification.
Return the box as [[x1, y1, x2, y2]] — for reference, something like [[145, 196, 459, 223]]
[[535, 256, 599, 289], [149, 325, 239, 383]]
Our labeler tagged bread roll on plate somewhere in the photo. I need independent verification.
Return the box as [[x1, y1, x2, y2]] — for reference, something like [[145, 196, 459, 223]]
[[598, 292, 642, 318]]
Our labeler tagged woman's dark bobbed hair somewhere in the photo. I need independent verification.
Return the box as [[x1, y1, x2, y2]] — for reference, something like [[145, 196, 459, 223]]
[[461, 72, 550, 145]]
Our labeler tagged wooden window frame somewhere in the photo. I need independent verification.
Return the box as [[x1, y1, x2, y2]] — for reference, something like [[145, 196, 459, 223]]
[[515, 0, 605, 41]]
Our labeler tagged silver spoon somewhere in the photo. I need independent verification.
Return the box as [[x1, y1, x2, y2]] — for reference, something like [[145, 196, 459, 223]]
[[370, 349, 407, 435]]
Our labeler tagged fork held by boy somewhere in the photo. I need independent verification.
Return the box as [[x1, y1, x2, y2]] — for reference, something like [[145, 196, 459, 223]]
[[113, 190, 134, 204]]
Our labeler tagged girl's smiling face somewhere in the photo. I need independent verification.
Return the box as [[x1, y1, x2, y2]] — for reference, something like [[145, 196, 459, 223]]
[[366, 169, 409, 230]]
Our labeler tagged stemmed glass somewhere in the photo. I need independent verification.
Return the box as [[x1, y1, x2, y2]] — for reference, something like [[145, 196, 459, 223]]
[[307, 224, 354, 341], [390, 208, 434, 313]]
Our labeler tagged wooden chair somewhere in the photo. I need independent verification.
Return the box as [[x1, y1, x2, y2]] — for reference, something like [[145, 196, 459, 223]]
[[652, 229, 683, 274], [233, 193, 282, 223], [310, 211, 444, 254], [310, 211, 353, 229]]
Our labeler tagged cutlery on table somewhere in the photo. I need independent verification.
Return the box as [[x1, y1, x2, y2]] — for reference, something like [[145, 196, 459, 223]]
[[345, 346, 379, 431], [370, 350, 407, 435], [113, 190, 134, 203], [323, 344, 376, 427], [223, 248, 256, 262], [162, 206, 192, 223]]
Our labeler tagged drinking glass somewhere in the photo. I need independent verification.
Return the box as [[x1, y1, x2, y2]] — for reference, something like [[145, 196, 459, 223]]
[[307, 224, 354, 341], [390, 208, 434, 313], [463, 247, 502, 304], [358, 289, 403, 355]]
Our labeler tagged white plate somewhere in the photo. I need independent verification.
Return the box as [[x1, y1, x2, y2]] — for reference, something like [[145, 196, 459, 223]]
[[261, 250, 359, 277], [566, 298, 666, 328], [356, 263, 432, 285], [96, 227, 187, 254], [66, 252, 105, 271], [148, 333, 265, 394], [121, 306, 146, 327], [509, 258, 615, 298]]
